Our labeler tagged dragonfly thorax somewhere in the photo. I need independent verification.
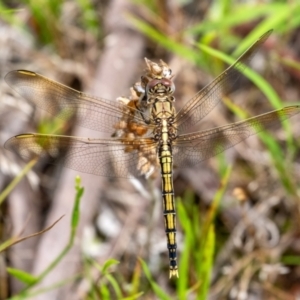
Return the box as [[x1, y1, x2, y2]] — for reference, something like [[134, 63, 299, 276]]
[[150, 97, 176, 121]]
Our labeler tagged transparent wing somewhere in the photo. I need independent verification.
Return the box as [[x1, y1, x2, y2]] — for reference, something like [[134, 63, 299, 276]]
[[173, 106, 300, 167], [5, 70, 153, 134], [175, 30, 272, 134], [5, 134, 158, 178]]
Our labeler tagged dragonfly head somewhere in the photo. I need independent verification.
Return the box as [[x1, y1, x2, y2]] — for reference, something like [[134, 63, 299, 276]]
[[146, 78, 175, 102]]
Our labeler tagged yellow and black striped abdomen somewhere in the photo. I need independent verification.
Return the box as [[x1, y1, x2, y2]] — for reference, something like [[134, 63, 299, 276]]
[[159, 143, 178, 278]]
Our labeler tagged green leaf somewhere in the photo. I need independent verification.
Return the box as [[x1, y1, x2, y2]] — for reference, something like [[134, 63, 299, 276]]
[[7, 268, 38, 285], [102, 259, 120, 274]]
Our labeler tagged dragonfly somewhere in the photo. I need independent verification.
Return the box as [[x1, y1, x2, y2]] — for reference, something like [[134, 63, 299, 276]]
[[4, 30, 300, 278]]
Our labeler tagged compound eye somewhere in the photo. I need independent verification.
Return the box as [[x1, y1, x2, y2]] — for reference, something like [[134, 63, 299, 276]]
[[146, 79, 160, 93], [161, 79, 175, 93], [147, 79, 161, 90], [160, 78, 170, 86], [146, 78, 175, 95]]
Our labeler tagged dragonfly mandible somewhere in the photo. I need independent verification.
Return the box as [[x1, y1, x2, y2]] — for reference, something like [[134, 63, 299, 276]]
[[4, 30, 300, 278]]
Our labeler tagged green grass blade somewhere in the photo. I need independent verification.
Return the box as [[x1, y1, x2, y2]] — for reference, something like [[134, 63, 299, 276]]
[[13, 176, 84, 297], [197, 40, 283, 108], [177, 198, 193, 299], [121, 292, 145, 300], [189, 4, 285, 36], [233, 6, 297, 56], [105, 274, 123, 299], [197, 224, 215, 300], [99, 284, 110, 300], [196, 166, 232, 295], [282, 255, 300, 265], [7, 268, 38, 285], [139, 258, 171, 300], [0, 159, 37, 205], [127, 15, 198, 63], [201, 166, 232, 239]]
